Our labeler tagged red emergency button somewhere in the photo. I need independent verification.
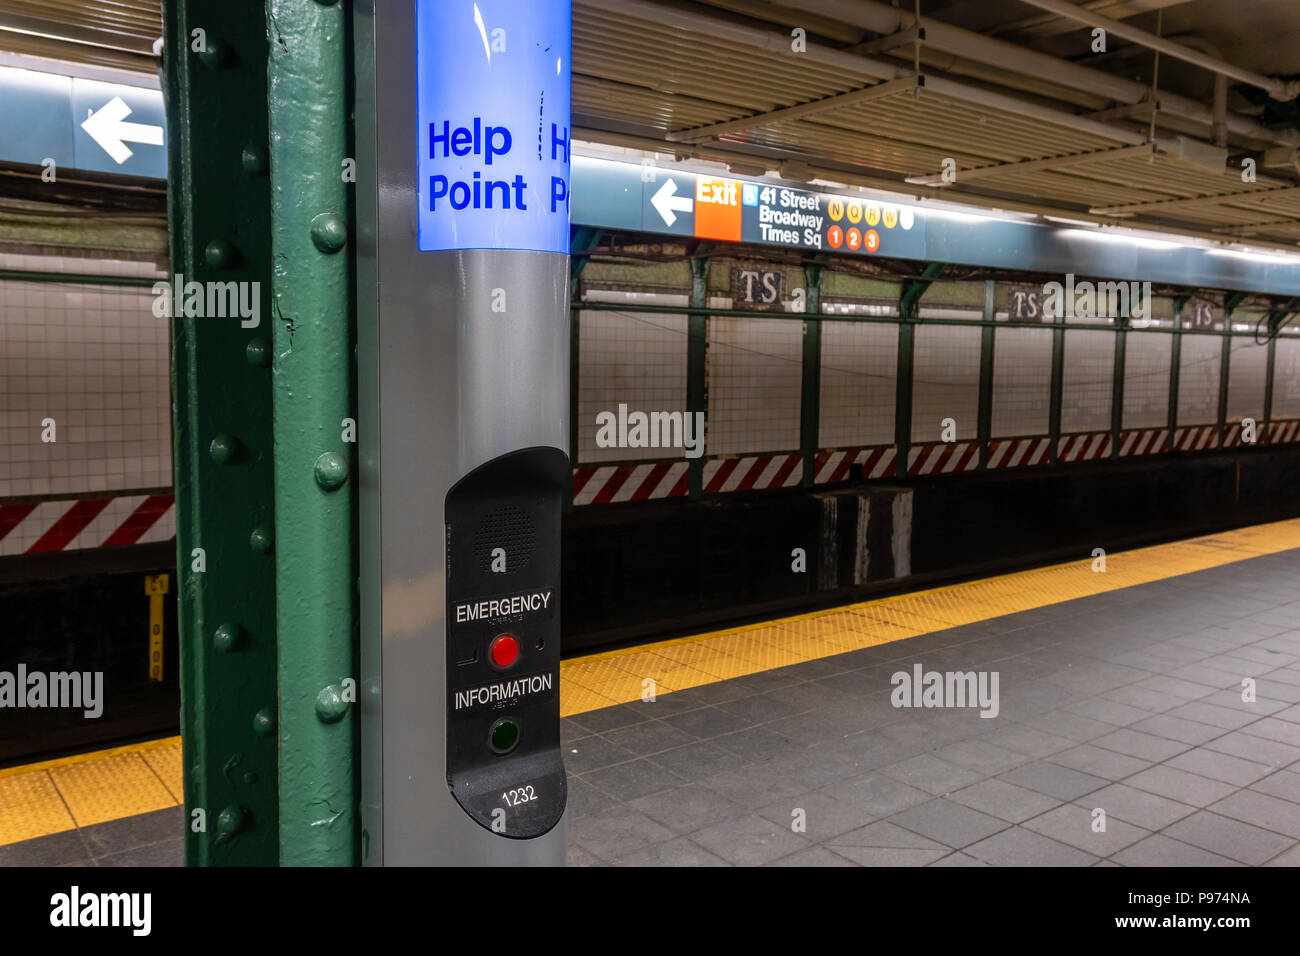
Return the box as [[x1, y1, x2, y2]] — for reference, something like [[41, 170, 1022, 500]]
[[490, 633, 519, 669]]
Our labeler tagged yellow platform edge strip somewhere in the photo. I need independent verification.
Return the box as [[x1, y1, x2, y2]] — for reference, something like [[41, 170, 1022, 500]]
[[557, 517, 1300, 716], [3, 517, 1299, 848]]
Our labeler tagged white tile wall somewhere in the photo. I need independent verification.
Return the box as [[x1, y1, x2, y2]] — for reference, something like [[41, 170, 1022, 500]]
[[706, 314, 803, 456], [911, 324, 980, 442], [1177, 333, 1222, 426], [1272, 335, 1300, 420], [1226, 336, 1269, 424], [576, 289, 689, 464], [1, 256, 171, 500], [1123, 331, 1172, 429], [818, 319, 897, 448], [1060, 329, 1114, 433], [991, 326, 1051, 437]]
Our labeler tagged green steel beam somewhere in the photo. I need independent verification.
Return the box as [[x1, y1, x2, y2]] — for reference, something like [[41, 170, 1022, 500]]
[[0, 269, 156, 287], [799, 262, 824, 489], [977, 280, 995, 469], [570, 299, 1269, 336], [164, 0, 279, 865], [899, 262, 945, 322], [266, 0, 357, 866], [688, 256, 709, 499]]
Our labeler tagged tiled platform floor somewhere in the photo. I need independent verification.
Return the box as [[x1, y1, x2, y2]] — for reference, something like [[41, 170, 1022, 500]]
[[0, 807, 182, 867], [5, 546, 1300, 867], [564, 549, 1300, 866]]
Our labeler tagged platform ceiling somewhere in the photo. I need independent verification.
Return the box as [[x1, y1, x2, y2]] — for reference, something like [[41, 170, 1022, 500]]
[[4, 0, 1300, 250]]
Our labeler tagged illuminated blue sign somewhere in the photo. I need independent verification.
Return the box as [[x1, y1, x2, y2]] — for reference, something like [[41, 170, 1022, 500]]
[[416, 0, 571, 253]]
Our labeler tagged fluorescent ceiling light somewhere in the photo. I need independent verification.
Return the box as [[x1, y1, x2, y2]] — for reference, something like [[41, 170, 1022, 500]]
[[1208, 247, 1300, 265], [1061, 228, 1179, 250]]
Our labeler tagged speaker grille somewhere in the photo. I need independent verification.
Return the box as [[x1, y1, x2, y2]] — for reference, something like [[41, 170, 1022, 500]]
[[473, 505, 536, 574]]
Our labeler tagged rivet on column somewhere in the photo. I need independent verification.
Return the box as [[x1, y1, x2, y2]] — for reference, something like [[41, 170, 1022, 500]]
[[252, 707, 276, 735], [213, 623, 245, 652], [209, 434, 241, 464], [315, 685, 349, 723], [313, 451, 348, 490], [241, 144, 269, 176], [204, 238, 240, 269], [249, 526, 274, 554], [215, 805, 248, 840], [309, 213, 348, 254], [245, 337, 272, 367]]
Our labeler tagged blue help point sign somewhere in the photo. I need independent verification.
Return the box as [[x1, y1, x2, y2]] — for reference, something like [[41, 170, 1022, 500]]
[[416, 0, 571, 253]]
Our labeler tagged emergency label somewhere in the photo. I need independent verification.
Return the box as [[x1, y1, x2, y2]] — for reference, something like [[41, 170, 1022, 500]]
[[455, 589, 552, 624]]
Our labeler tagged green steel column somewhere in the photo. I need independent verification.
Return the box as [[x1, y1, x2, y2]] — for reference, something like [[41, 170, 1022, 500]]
[[164, 1, 279, 865], [800, 264, 824, 489], [688, 256, 710, 499], [266, 0, 357, 865], [1265, 331, 1277, 439], [1219, 293, 1245, 449], [1169, 296, 1187, 450], [895, 322, 915, 475], [568, 227, 601, 492], [1111, 317, 1128, 459], [896, 263, 943, 475], [1048, 309, 1065, 464], [977, 280, 995, 469]]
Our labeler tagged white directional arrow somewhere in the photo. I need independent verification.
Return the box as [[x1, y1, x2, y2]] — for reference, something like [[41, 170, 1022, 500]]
[[81, 96, 164, 165], [651, 178, 693, 226]]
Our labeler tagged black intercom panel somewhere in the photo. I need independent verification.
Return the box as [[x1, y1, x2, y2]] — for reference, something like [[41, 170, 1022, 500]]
[[444, 446, 568, 837]]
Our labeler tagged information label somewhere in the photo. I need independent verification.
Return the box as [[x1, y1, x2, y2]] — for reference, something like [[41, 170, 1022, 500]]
[[416, 0, 571, 253]]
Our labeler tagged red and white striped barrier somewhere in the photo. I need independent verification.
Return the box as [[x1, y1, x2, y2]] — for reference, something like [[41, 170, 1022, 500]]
[[0, 494, 175, 556], [572, 461, 689, 505], [1172, 424, 1217, 452], [986, 437, 1050, 470], [814, 446, 897, 484], [1057, 431, 1113, 462], [703, 454, 802, 493], [1268, 419, 1300, 444], [1117, 428, 1169, 457], [907, 441, 979, 476]]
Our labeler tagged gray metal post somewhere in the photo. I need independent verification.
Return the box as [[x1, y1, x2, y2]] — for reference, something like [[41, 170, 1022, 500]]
[[355, 0, 570, 866]]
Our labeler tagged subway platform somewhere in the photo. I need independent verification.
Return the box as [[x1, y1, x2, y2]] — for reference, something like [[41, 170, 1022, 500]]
[[5, 520, 1300, 867]]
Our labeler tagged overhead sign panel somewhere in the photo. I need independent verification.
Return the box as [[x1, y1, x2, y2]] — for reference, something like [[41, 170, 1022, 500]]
[[615, 158, 927, 258], [0, 66, 165, 179], [416, 0, 571, 253]]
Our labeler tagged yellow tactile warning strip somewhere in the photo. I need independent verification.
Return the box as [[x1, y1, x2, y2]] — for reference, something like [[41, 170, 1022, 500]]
[[5, 516, 1300, 847], [558, 517, 1300, 716], [0, 736, 180, 846]]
